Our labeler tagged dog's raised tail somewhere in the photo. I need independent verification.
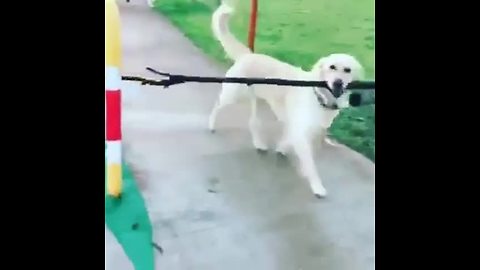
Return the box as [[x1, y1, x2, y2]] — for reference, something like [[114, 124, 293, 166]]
[[212, 3, 251, 61]]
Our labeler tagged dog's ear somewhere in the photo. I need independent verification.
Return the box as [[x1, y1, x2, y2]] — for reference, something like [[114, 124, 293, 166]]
[[311, 57, 328, 79], [356, 65, 365, 80], [353, 61, 365, 80], [311, 57, 327, 72]]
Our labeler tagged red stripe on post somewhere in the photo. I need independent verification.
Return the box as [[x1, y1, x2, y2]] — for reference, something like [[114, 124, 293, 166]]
[[106, 90, 122, 141]]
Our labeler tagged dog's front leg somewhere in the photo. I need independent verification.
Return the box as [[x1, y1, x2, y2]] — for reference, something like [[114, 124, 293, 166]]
[[292, 136, 327, 198]]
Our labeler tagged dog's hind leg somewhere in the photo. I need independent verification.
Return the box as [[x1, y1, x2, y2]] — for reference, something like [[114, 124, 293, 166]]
[[292, 135, 327, 198], [208, 99, 224, 133], [275, 128, 291, 156], [208, 82, 246, 132], [265, 99, 285, 122], [249, 93, 269, 152]]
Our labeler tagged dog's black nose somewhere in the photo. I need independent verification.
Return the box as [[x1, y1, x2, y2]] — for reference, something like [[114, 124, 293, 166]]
[[331, 79, 344, 98], [332, 79, 343, 89]]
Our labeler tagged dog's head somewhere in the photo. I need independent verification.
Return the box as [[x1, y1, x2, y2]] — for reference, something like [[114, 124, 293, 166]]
[[312, 53, 364, 99]]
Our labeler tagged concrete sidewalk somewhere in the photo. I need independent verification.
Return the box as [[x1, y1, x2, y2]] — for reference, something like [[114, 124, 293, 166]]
[[106, 2, 375, 270]]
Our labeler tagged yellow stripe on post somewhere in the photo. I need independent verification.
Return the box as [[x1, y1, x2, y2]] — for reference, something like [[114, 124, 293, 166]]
[[107, 164, 123, 197], [105, 0, 122, 67]]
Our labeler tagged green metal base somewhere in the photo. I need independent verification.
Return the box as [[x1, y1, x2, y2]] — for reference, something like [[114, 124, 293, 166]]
[[105, 162, 154, 270]]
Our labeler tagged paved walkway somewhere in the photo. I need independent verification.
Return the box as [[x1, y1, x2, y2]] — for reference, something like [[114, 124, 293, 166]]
[[106, 1, 375, 270]]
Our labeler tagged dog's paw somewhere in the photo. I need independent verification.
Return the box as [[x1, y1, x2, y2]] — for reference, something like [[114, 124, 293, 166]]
[[256, 148, 269, 155], [275, 143, 289, 156], [275, 146, 288, 157], [275, 150, 288, 157], [253, 140, 269, 152], [208, 117, 216, 133], [275, 148, 289, 159], [314, 189, 328, 199], [208, 122, 216, 133], [311, 184, 328, 198]]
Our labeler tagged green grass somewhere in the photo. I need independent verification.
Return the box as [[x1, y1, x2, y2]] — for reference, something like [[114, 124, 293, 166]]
[[154, 0, 375, 161], [105, 160, 154, 270]]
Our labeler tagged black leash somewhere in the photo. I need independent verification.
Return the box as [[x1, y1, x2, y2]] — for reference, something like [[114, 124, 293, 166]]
[[121, 67, 375, 90]]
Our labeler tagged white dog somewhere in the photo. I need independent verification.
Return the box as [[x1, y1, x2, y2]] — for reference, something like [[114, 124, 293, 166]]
[[125, 0, 154, 8], [208, 3, 364, 198]]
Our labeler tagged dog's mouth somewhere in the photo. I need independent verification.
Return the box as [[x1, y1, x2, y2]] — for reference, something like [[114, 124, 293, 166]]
[[323, 103, 338, 110], [313, 88, 339, 110], [328, 79, 345, 98]]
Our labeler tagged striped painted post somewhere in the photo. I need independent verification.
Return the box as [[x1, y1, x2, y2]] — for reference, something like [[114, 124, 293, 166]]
[[105, 2, 155, 270], [105, 0, 122, 198]]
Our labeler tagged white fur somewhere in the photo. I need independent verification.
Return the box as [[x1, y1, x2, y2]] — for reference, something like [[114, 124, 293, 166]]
[[208, 3, 364, 198], [125, 0, 154, 7], [125, 0, 155, 6]]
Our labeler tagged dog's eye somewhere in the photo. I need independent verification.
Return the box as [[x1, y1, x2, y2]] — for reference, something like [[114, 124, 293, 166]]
[[329, 65, 336, 70], [344, 67, 351, 73]]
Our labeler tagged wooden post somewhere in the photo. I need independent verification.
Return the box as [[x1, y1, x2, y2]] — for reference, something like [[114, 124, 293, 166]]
[[247, 0, 258, 51]]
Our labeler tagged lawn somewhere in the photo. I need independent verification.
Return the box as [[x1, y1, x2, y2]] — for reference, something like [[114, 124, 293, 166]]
[[105, 157, 154, 269], [153, 0, 375, 161]]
